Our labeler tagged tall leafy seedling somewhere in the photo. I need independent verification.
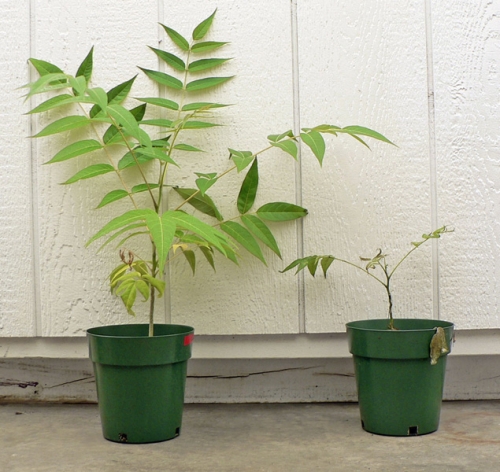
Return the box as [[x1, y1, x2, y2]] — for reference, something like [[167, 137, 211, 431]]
[[24, 10, 392, 335]]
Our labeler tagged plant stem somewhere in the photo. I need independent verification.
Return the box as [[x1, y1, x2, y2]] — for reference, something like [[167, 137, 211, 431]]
[[385, 276, 394, 329], [149, 245, 158, 337]]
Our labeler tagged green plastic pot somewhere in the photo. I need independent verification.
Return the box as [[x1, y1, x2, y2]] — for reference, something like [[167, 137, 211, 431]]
[[346, 318, 454, 436], [87, 323, 194, 444]]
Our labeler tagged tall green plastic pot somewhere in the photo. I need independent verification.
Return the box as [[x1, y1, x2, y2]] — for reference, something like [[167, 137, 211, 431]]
[[87, 323, 194, 444], [346, 319, 454, 436]]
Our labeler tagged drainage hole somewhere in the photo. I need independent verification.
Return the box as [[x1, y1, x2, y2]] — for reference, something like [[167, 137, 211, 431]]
[[408, 426, 419, 436], [119, 433, 128, 443]]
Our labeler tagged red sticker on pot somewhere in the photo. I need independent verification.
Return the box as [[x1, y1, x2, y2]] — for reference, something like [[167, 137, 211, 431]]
[[184, 333, 194, 346]]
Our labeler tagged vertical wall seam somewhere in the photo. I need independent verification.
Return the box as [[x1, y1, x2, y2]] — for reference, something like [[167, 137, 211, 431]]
[[28, 0, 43, 336], [425, 0, 440, 320], [291, 0, 306, 333]]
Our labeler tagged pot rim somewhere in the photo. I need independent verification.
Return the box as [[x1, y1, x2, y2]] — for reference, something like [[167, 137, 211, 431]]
[[87, 323, 194, 339], [346, 318, 454, 333]]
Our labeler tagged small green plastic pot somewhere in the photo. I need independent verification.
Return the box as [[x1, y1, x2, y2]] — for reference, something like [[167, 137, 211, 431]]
[[87, 323, 194, 444], [346, 319, 454, 436]]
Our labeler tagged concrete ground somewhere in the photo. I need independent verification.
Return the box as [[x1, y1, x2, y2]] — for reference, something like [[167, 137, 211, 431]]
[[1, 401, 499, 472]]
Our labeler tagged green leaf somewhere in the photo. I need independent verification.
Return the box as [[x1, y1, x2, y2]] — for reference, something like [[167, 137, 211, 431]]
[[186, 76, 233, 91], [345, 133, 370, 149], [113, 231, 150, 251], [241, 215, 281, 258], [107, 104, 151, 147], [28, 58, 63, 76], [103, 104, 147, 145], [301, 131, 325, 165], [161, 24, 190, 51], [151, 137, 171, 148], [182, 249, 196, 274], [142, 212, 177, 273], [257, 202, 308, 221], [174, 144, 203, 152], [25, 72, 69, 97], [45, 139, 102, 164], [90, 76, 137, 118], [27, 94, 77, 114], [63, 164, 114, 184], [137, 97, 179, 111], [131, 183, 159, 194], [280, 257, 309, 274], [87, 87, 108, 111], [182, 121, 220, 129], [267, 130, 294, 142], [130, 103, 147, 121], [281, 255, 335, 278], [181, 102, 228, 111], [271, 140, 298, 160], [219, 242, 239, 264], [118, 281, 137, 316], [34, 115, 91, 137], [229, 149, 254, 172], [141, 119, 174, 128], [310, 124, 341, 135], [340, 125, 394, 145], [98, 223, 146, 253], [320, 256, 335, 277], [87, 209, 155, 247], [108, 76, 137, 103], [109, 263, 128, 286], [118, 150, 154, 170], [148, 47, 186, 71], [188, 58, 231, 73], [139, 67, 183, 90], [195, 172, 217, 180], [191, 41, 228, 53], [135, 279, 151, 301], [199, 246, 216, 270], [221, 221, 266, 264], [166, 211, 229, 256], [68, 75, 87, 96], [177, 233, 209, 247], [173, 187, 223, 221], [75, 46, 94, 83], [237, 158, 258, 214], [118, 147, 176, 170], [192, 9, 217, 40], [195, 176, 218, 196], [107, 104, 140, 132], [142, 274, 166, 297], [96, 189, 129, 208], [137, 147, 177, 166]]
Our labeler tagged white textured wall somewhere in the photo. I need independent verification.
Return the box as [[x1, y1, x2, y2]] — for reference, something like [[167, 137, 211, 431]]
[[1, 0, 499, 337], [0, 1, 35, 336]]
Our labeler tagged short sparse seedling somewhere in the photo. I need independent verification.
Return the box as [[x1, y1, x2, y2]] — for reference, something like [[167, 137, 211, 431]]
[[282, 226, 453, 329]]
